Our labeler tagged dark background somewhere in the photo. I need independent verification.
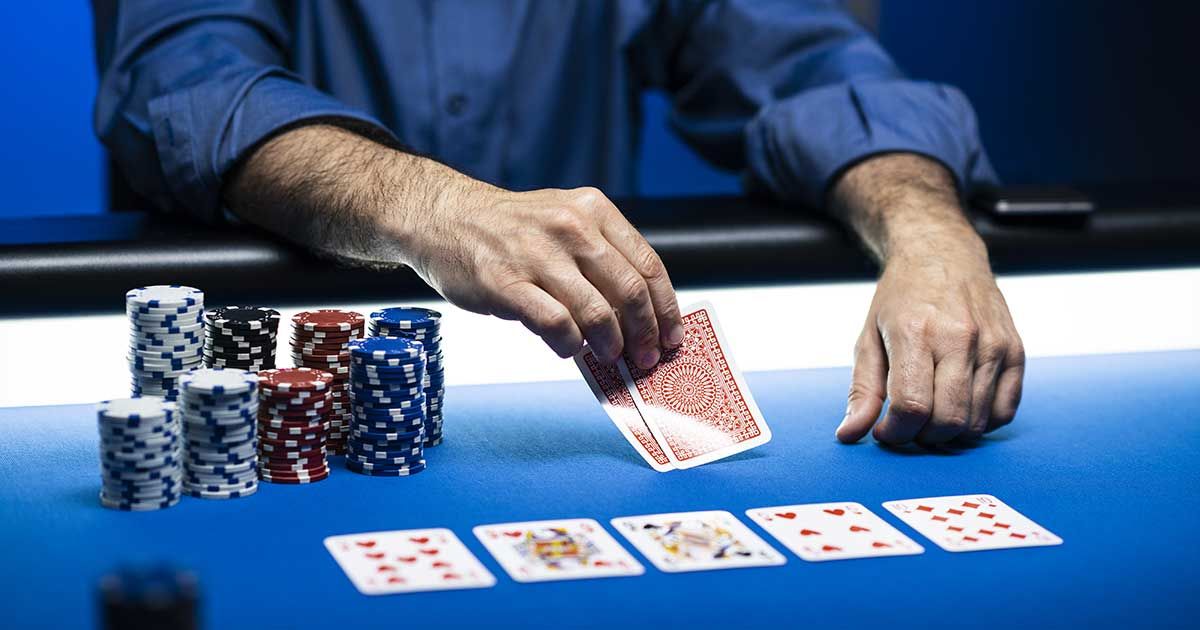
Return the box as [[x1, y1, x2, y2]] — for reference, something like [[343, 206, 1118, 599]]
[[1, 1, 1195, 218]]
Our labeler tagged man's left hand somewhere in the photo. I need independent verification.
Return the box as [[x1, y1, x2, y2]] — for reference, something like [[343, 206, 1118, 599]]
[[830, 154, 1025, 446]]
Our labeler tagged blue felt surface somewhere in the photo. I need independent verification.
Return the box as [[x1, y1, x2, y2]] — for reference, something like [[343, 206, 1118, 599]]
[[1, 350, 1197, 629]]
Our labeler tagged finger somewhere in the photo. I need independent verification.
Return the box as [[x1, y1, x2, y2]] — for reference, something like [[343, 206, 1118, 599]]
[[577, 242, 660, 369], [592, 196, 684, 349], [836, 329, 888, 444], [961, 359, 1000, 441], [915, 351, 973, 445], [538, 267, 624, 363], [988, 344, 1026, 432], [489, 281, 584, 358], [873, 335, 935, 445]]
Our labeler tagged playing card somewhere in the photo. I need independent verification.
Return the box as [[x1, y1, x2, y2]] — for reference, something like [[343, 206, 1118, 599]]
[[618, 302, 771, 469], [746, 502, 924, 562], [324, 528, 496, 595], [574, 345, 673, 472], [611, 510, 785, 572], [882, 494, 1063, 552], [473, 518, 644, 582]]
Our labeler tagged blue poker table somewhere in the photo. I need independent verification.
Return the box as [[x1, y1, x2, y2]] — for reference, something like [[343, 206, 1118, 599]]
[[1, 349, 1196, 629]]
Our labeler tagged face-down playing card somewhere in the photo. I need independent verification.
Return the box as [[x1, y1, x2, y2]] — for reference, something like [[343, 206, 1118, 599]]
[[612, 510, 785, 572], [618, 302, 772, 469], [746, 502, 924, 562], [882, 494, 1063, 552], [574, 345, 673, 472], [473, 518, 644, 582], [324, 528, 496, 595]]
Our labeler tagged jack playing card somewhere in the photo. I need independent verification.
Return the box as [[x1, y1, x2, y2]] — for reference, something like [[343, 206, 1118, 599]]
[[612, 510, 785, 572], [746, 502, 924, 562], [574, 345, 673, 472], [324, 528, 496, 595], [618, 302, 771, 469], [882, 494, 1064, 552], [473, 518, 644, 582]]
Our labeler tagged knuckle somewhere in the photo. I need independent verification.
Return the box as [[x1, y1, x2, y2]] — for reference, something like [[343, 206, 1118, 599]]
[[847, 383, 877, 403], [536, 305, 573, 334], [942, 319, 981, 347], [890, 397, 932, 420], [939, 414, 970, 432], [1008, 341, 1027, 366], [571, 186, 608, 210], [615, 273, 650, 307], [578, 302, 616, 332], [548, 209, 590, 242], [977, 336, 1008, 364], [631, 246, 665, 278]]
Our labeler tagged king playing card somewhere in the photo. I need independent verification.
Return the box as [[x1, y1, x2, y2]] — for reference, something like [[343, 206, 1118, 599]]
[[473, 518, 644, 582], [612, 510, 785, 572]]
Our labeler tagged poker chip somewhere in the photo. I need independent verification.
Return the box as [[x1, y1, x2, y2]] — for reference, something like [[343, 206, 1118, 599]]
[[369, 307, 446, 446], [203, 307, 279, 372], [287, 311, 364, 455], [97, 396, 183, 510], [256, 368, 333, 483], [345, 328, 428, 476], [179, 368, 259, 499], [126, 286, 206, 400]]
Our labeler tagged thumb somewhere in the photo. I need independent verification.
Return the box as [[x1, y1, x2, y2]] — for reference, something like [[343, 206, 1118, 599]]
[[836, 329, 888, 443]]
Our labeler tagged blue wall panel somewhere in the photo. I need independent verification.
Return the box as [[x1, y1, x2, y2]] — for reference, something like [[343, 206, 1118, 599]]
[[0, 3, 1191, 218], [0, 3, 103, 217]]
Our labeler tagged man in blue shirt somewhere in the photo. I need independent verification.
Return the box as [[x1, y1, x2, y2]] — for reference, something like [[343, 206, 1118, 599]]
[[93, 1, 1024, 447]]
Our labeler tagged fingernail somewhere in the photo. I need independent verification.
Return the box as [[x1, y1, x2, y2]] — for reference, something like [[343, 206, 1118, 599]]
[[836, 412, 850, 434], [640, 348, 660, 369], [666, 324, 684, 346]]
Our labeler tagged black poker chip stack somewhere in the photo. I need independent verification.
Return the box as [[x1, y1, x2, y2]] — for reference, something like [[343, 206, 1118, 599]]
[[203, 306, 280, 372], [98, 565, 199, 630]]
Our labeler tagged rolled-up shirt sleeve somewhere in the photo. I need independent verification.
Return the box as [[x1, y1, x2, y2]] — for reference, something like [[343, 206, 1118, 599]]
[[650, 0, 998, 209], [92, 1, 395, 222]]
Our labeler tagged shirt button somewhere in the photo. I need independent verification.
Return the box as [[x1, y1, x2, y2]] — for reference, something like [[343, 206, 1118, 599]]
[[446, 93, 468, 116]]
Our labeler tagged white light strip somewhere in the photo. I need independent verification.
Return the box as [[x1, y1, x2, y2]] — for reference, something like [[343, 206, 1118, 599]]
[[1, 267, 1197, 408]]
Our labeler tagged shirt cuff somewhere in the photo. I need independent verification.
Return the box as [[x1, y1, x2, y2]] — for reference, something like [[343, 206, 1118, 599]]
[[147, 69, 397, 223], [744, 79, 998, 209]]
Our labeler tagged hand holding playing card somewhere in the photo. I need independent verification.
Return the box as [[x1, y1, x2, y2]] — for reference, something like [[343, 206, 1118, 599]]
[[618, 302, 772, 469]]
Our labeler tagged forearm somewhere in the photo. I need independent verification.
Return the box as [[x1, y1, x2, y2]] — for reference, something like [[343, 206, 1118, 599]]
[[223, 124, 493, 268], [828, 153, 988, 266]]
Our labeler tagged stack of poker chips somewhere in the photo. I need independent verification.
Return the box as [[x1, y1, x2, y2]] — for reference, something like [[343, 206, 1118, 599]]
[[98, 565, 199, 630], [97, 397, 183, 511], [203, 306, 280, 371], [345, 336, 428, 476], [256, 368, 334, 483], [178, 368, 260, 499], [289, 309, 365, 454], [368, 307, 445, 446], [126, 285, 206, 401]]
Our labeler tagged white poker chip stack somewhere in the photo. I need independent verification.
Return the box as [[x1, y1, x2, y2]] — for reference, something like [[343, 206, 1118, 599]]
[[97, 397, 182, 511], [178, 368, 260, 499], [126, 285, 206, 401]]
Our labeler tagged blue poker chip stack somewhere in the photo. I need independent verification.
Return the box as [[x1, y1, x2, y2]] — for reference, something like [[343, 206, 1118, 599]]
[[126, 286, 206, 401], [97, 397, 182, 511], [345, 336, 428, 476], [368, 307, 445, 446], [178, 368, 260, 499]]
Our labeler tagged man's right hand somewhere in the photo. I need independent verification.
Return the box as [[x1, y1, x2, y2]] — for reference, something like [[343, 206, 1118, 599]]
[[225, 124, 683, 367], [393, 185, 684, 367]]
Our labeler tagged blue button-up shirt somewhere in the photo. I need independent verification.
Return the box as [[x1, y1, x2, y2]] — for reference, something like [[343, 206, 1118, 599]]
[[93, 0, 996, 223]]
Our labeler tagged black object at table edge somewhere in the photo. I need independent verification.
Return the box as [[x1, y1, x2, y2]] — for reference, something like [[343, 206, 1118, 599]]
[[1, 194, 1198, 315]]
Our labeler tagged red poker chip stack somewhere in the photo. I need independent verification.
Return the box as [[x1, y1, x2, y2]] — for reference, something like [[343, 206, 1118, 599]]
[[289, 310, 366, 455], [256, 368, 334, 484]]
